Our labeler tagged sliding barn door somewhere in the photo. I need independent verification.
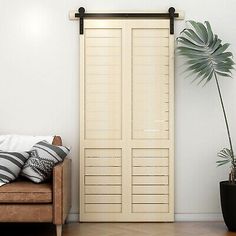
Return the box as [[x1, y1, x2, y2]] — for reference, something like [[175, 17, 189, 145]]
[[80, 19, 174, 221]]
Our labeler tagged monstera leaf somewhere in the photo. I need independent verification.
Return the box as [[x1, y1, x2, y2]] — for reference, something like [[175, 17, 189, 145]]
[[177, 21, 234, 85]]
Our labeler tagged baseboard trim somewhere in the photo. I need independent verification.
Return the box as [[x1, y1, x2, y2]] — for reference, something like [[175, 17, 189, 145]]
[[67, 213, 79, 222], [67, 213, 223, 222], [175, 213, 223, 221]]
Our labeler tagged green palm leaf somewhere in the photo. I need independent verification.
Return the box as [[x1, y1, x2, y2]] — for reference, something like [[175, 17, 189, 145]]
[[177, 21, 235, 85], [217, 148, 234, 166], [177, 21, 236, 174]]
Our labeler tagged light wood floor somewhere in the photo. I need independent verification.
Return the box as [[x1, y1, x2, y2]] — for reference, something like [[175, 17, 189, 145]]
[[0, 222, 236, 236]]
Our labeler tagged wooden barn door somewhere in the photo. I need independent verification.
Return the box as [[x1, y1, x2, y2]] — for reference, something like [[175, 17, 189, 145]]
[[80, 19, 174, 222]]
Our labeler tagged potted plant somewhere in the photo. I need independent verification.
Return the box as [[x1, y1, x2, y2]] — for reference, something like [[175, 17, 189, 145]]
[[177, 21, 235, 230]]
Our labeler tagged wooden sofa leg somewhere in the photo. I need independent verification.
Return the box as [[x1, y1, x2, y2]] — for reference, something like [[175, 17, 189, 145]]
[[56, 225, 62, 236]]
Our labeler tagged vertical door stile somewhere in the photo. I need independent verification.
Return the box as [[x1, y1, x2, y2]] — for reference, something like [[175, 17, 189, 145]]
[[79, 33, 85, 220], [168, 33, 175, 221], [122, 21, 132, 216]]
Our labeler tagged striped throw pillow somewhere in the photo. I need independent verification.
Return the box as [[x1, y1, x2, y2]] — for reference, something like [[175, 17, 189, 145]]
[[0, 151, 30, 186], [21, 140, 70, 183]]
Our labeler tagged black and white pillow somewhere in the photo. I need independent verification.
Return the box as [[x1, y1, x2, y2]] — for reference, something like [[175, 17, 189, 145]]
[[0, 151, 30, 186], [21, 140, 70, 183]]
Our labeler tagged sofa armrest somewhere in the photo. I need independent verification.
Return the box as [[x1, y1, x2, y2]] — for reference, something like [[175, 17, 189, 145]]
[[53, 158, 72, 224]]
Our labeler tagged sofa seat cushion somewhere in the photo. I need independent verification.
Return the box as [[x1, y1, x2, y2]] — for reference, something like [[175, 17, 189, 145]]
[[0, 180, 52, 203]]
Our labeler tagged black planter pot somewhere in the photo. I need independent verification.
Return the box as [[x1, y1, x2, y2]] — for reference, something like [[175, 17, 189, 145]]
[[220, 181, 236, 231]]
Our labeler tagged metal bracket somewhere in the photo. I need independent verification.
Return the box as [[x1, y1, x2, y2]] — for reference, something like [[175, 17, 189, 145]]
[[76, 7, 178, 35], [168, 7, 175, 35], [79, 7, 85, 35]]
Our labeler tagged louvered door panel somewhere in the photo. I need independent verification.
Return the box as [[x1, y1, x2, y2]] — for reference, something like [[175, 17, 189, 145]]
[[80, 19, 174, 222], [84, 148, 122, 213], [84, 28, 122, 140], [132, 28, 169, 140], [132, 148, 169, 213]]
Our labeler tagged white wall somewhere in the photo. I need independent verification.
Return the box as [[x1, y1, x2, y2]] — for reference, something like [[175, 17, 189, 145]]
[[1, 0, 236, 221]]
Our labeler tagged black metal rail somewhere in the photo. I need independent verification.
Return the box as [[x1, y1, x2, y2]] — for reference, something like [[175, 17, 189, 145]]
[[75, 7, 179, 35]]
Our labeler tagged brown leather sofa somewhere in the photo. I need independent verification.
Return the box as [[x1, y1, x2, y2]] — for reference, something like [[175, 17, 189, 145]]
[[0, 136, 71, 236]]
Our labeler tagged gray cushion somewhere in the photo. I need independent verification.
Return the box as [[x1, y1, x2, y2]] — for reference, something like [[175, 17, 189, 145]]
[[21, 140, 70, 183], [0, 151, 30, 186]]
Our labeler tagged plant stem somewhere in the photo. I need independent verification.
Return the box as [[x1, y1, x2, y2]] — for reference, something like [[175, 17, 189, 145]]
[[214, 72, 234, 165]]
